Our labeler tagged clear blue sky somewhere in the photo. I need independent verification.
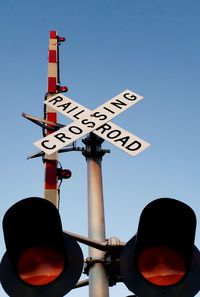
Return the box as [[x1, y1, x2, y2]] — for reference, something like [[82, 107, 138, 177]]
[[1, 1, 200, 296]]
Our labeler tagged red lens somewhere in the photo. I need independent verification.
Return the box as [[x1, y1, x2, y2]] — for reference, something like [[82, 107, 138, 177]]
[[58, 37, 65, 42], [59, 86, 68, 92], [17, 247, 65, 286], [138, 246, 186, 286]]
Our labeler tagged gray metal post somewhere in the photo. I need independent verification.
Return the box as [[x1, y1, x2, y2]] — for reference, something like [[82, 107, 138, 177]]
[[83, 133, 110, 297]]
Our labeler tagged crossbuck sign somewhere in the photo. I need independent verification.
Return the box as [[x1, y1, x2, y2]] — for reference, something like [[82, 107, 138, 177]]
[[34, 90, 150, 156]]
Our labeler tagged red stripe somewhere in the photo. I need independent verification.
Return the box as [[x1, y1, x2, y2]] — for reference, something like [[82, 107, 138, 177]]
[[48, 77, 57, 93], [46, 112, 57, 135], [49, 50, 57, 63], [45, 162, 57, 189], [45, 112, 57, 189], [46, 112, 57, 121], [50, 31, 57, 39]]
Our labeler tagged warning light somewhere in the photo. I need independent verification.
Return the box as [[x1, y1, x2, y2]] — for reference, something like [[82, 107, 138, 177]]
[[57, 85, 68, 93], [137, 246, 185, 286], [58, 36, 65, 42], [17, 246, 65, 286], [0, 197, 83, 297], [120, 198, 200, 297], [57, 168, 72, 180]]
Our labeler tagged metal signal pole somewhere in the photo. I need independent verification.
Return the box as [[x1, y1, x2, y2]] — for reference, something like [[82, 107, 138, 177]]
[[83, 133, 110, 297]]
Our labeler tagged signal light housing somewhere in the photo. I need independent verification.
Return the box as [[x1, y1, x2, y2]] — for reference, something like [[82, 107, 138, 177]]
[[57, 85, 68, 93], [57, 168, 72, 180], [58, 36, 65, 42], [0, 197, 83, 297], [120, 198, 200, 297]]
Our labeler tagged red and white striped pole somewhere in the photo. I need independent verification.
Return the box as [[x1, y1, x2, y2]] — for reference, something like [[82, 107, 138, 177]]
[[44, 31, 65, 208]]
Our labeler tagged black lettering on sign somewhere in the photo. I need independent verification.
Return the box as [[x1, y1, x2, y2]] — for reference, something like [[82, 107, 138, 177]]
[[66, 106, 78, 113], [68, 126, 83, 135], [125, 141, 142, 151], [114, 136, 130, 147], [54, 133, 71, 143], [110, 99, 127, 110], [57, 102, 72, 111], [103, 106, 115, 114], [73, 110, 86, 119], [96, 123, 112, 134], [41, 140, 56, 150], [107, 130, 121, 139], [123, 93, 137, 101], [81, 119, 95, 128], [91, 112, 108, 121], [48, 96, 63, 104]]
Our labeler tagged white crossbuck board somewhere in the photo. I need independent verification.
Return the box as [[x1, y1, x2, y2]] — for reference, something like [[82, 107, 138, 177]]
[[34, 90, 150, 156]]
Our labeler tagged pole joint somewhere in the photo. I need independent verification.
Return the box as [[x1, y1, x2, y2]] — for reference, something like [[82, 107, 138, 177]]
[[82, 133, 110, 159]]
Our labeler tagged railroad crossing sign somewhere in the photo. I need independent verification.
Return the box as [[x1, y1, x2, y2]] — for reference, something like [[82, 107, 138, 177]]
[[34, 90, 150, 156]]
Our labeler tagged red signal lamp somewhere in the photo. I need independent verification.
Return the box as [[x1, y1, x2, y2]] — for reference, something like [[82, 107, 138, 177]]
[[0, 197, 83, 297], [58, 36, 65, 42], [17, 246, 65, 286], [57, 168, 72, 180], [57, 85, 68, 93], [137, 246, 186, 286], [120, 198, 200, 297]]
